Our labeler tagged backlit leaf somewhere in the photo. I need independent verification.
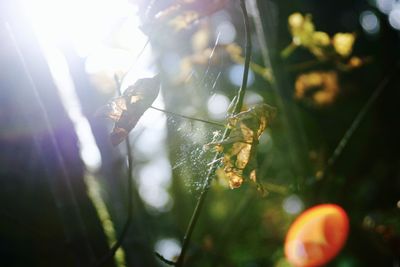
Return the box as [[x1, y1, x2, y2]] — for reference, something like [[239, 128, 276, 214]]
[[207, 103, 276, 189], [96, 75, 161, 146]]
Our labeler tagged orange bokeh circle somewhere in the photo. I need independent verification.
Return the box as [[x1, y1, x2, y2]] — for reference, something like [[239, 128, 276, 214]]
[[284, 204, 349, 267]]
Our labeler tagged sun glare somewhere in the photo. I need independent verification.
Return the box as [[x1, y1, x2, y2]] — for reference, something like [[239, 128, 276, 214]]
[[24, 0, 155, 82], [23, 0, 161, 171], [24, 0, 140, 54]]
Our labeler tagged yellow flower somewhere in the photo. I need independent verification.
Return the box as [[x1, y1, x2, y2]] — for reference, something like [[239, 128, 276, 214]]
[[288, 13, 304, 29], [284, 13, 358, 61], [312, 31, 330, 46], [288, 13, 315, 46], [295, 71, 339, 106], [348, 56, 363, 68], [333, 33, 356, 57]]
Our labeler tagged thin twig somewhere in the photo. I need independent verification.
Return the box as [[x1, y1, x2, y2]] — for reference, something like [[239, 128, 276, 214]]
[[319, 73, 392, 179], [150, 106, 225, 127], [118, 39, 150, 89], [316, 67, 397, 184], [155, 252, 176, 266], [93, 78, 134, 267], [175, 1, 252, 266]]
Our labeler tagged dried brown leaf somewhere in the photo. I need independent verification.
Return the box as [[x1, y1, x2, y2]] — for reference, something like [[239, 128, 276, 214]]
[[208, 103, 276, 189], [97, 75, 160, 146]]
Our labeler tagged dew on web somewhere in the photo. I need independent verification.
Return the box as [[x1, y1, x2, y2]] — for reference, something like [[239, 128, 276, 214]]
[[175, 144, 210, 192], [165, 116, 224, 192], [159, 29, 227, 193]]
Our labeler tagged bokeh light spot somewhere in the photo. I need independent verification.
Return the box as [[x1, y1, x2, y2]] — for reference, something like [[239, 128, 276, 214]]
[[228, 64, 255, 87], [138, 158, 172, 211], [207, 93, 230, 120], [360, 10, 380, 34], [389, 8, 400, 30], [376, 0, 396, 14], [244, 91, 264, 106], [161, 53, 182, 77], [282, 195, 304, 215], [155, 238, 181, 262], [215, 21, 236, 44]]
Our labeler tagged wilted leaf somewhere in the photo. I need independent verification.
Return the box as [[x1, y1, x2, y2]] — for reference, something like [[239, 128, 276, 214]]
[[207, 103, 276, 189], [96, 75, 161, 146]]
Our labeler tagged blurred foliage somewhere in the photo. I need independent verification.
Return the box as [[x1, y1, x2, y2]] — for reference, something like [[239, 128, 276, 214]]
[[1, 0, 400, 267], [139, 0, 400, 266]]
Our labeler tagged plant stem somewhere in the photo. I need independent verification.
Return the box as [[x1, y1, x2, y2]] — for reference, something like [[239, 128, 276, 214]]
[[93, 79, 134, 267], [234, 0, 252, 115], [174, 149, 225, 267], [175, 1, 252, 266], [281, 42, 297, 58], [318, 73, 392, 180], [155, 252, 177, 265]]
